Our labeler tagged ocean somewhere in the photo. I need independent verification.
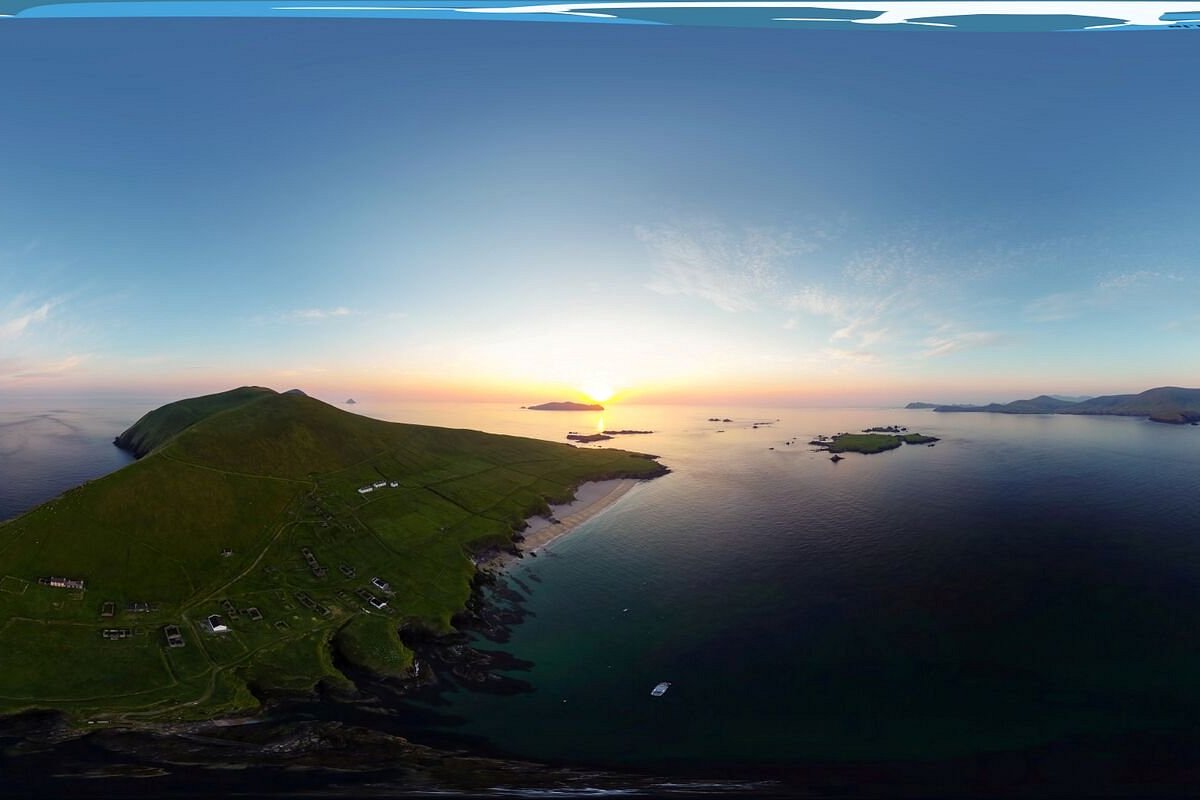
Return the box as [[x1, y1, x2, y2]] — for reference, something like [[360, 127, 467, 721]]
[[3, 395, 1200, 793]]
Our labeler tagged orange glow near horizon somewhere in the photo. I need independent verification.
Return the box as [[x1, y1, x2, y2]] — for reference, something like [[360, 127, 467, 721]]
[[34, 363, 1183, 411]]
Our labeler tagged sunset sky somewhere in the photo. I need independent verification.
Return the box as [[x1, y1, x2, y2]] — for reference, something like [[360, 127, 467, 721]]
[[3, 21, 1199, 406]]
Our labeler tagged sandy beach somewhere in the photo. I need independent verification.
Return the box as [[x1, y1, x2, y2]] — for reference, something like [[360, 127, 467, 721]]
[[476, 478, 642, 570]]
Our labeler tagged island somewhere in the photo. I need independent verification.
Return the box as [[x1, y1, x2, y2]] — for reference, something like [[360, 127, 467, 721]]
[[1, 387, 666, 723], [345, 398, 357, 405], [810, 431, 940, 455], [566, 430, 653, 443], [910, 386, 1200, 425], [527, 401, 604, 411]]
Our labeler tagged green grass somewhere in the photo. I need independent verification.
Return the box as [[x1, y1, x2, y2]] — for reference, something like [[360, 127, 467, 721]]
[[0, 389, 666, 723], [823, 433, 904, 454], [814, 432, 939, 454], [901, 433, 939, 445]]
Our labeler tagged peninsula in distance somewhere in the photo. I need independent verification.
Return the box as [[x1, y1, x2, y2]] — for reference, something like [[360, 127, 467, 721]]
[[906, 386, 1200, 425], [0, 387, 666, 723]]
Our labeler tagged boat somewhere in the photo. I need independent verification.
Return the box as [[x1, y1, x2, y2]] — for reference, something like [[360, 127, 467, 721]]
[[650, 681, 671, 697]]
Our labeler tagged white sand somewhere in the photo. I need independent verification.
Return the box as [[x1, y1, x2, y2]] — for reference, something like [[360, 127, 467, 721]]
[[477, 478, 641, 570]]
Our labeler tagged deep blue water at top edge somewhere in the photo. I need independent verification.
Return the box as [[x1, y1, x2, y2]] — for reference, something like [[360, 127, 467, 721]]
[[4, 397, 1200, 774]]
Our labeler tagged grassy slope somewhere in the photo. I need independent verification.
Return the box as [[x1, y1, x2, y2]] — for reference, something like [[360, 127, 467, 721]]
[[0, 392, 665, 722], [112, 386, 276, 457]]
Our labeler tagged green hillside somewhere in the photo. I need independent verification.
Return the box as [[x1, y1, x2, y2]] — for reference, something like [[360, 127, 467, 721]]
[[0, 389, 666, 723], [111, 385, 277, 457]]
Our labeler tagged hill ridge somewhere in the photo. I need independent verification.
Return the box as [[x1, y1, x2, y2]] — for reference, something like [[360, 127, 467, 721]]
[[914, 386, 1200, 424]]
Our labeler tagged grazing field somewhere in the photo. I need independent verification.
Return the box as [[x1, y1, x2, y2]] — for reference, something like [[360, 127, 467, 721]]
[[0, 389, 665, 722]]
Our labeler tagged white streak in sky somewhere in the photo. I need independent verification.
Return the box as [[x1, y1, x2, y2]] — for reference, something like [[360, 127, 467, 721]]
[[272, 1, 1200, 29]]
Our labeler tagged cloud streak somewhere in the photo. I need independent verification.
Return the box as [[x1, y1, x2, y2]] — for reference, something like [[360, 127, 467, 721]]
[[640, 224, 807, 312], [0, 300, 57, 341], [921, 329, 1008, 358], [287, 306, 352, 320], [1, 354, 85, 380], [1025, 271, 1185, 322], [640, 221, 1027, 365]]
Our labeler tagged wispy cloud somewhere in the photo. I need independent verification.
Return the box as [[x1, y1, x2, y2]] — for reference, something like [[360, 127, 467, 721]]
[[254, 306, 357, 325], [640, 224, 809, 312], [1026, 271, 1185, 322], [1097, 270, 1180, 291], [1164, 314, 1200, 331], [3, 354, 86, 380], [921, 329, 1008, 358], [823, 347, 880, 364], [785, 286, 848, 318], [287, 306, 352, 321], [0, 300, 58, 341], [639, 221, 1022, 365], [788, 288, 903, 354]]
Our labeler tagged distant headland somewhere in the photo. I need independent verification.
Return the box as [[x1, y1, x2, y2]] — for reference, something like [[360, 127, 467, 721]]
[[907, 386, 1200, 425], [527, 401, 604, 411]]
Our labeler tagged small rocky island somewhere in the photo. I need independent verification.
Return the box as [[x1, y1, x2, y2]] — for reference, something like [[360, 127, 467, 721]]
[[528, 401, 604, 411], [566, 430, 652, 443], [810, 431, 940, 456]]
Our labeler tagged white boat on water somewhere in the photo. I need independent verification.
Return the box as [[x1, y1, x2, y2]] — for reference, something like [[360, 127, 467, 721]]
[[650, 681, 671, 697]]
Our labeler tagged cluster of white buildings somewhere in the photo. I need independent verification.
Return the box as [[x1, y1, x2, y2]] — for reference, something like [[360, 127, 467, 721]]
[[357, 480, 399, 495], [39, 576, 86, 590]]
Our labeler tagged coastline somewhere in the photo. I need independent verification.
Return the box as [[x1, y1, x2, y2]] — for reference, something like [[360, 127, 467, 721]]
[[476, 478, 642, 571]]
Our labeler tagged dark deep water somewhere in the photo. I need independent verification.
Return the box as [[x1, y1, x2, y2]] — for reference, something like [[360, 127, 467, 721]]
[[3, 398, 1200, 796]]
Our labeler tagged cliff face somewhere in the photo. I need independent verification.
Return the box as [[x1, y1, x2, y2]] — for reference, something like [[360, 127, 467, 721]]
[[113, 386, 276, 458]]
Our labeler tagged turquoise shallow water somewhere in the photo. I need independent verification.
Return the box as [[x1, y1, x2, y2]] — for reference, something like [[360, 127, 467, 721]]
[[4, 397, 1200, 784]]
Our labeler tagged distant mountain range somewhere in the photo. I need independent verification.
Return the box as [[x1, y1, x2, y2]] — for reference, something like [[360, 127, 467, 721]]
[[906, 387, 1200, 425]]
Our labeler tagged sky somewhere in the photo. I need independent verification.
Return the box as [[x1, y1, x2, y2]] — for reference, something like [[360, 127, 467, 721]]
[[2, 20, 1199, 406]]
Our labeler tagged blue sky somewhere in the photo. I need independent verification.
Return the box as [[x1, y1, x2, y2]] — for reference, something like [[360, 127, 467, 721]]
[[2, 20, 1198, 404]]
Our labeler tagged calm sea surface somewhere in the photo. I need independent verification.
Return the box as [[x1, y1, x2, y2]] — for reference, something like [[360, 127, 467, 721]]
[[4, 395, 1200, 784]]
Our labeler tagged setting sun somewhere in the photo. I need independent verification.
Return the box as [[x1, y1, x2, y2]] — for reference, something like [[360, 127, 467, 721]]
[[580, 383, 616, 404]]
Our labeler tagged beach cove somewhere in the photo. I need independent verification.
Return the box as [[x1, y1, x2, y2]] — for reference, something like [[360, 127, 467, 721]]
[[476, 478, 645, 571]]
